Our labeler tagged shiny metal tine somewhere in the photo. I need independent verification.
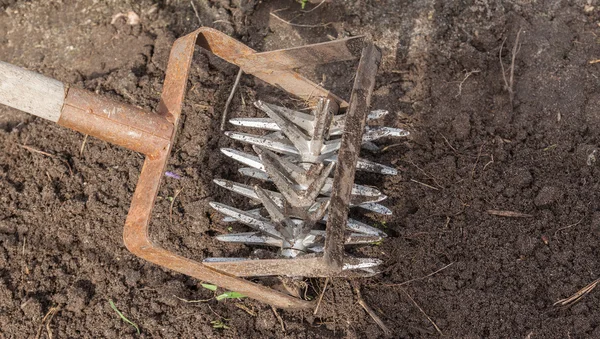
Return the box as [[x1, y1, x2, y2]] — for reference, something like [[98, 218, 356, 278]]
[[221, 148, 264, 170], [260, 101, 315, 133], [238, 167, 270, 180], [209, 202, 284, 239], [320, 214, 387, 237], [342, 257, 383, 270], [222, 208, 262, 222], [233, 108, 389, 136], [368, 109, 389, 119], [304, 162, 334, 203], [224, 131, 299, 155], [255, 146, 325, 208], [253, 146, 307, 186], [362, 126, 410, 142], [362, 141, 380, 152], [357, 202, 393, 215], [345, 233, 383, 244], [330, 109, 390, 135], [320, 139, 341, 156], [325, 155, 398, 175], [255, 101, 310, 156], [254, 186, 295, 240], [229, 117, 279, 130], [213, 179, 285, 207], [215, 232, 282, 247]]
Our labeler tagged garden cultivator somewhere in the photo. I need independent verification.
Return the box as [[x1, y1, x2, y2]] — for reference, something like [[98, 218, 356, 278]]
[[208, 98, 407, 268], [0, 28, 408, 308]]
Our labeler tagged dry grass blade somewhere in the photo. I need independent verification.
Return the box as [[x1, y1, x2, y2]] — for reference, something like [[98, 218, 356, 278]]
[[190, 0, 201, 25], [235, 303, 256, 316], [410, 179, 439, 190], [35, 306, 59, 339], [173, 295, 212, 303], [79, 134, 88, 157], [401, 288, 443, 336], [455, 69, 481, 98], [554, 217, 585, 237], [487, 210, 533, 218], [385, 262, 454, 287], [169, 188, 183, 223], [554, 278, 600, 307], [269, 12, 332, 28], [352, 281, 392, 336], [19, 144, 73, 176]]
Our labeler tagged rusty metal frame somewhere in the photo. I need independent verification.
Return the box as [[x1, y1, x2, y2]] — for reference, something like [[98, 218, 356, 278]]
[[55, 27, 381, 309]]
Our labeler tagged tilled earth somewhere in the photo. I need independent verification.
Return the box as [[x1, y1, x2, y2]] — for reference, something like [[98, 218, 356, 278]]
[[1, 0, 600, 338]]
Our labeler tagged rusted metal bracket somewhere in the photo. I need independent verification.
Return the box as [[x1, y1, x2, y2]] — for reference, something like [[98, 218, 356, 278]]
[[119, 28, 378, 309]]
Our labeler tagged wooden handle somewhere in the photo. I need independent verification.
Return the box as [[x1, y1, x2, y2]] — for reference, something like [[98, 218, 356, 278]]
[[0, 61, 65, 122]]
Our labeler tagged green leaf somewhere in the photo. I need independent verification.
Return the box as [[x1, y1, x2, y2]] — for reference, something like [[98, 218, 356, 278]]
[[211, 319, 230, 329], [201, 283, 218, 291], [216, 291, 246, 301], [109, 299, 140, 335]]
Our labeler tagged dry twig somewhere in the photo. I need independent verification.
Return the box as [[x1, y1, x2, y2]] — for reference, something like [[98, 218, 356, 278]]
[[487, 210, 533, 218], [352, 281, 392, 336], [271, 306, 286, 332], [221, 68, 243, 131], [554, 278, 600, 307], [313, 277, 329, 315]]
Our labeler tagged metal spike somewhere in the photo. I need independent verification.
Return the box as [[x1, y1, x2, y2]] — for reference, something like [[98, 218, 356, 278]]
[[321, 214, 387, 237], [325, 155, 398, 175], [256, 101, 315, 133], [215, 232, 281, 247], [213, 179, 285, 207], [209, 202, 284, 239], [221, 148, 264, 170], [363, 126, 410, 142], [225, 131, 298, 155]]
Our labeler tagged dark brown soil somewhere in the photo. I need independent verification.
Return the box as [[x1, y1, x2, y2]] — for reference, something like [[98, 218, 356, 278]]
[[2, 0, 600, 338]]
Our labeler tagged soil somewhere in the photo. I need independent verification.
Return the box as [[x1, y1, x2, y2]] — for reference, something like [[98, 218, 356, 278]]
[[1, 0, 600, 338]]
